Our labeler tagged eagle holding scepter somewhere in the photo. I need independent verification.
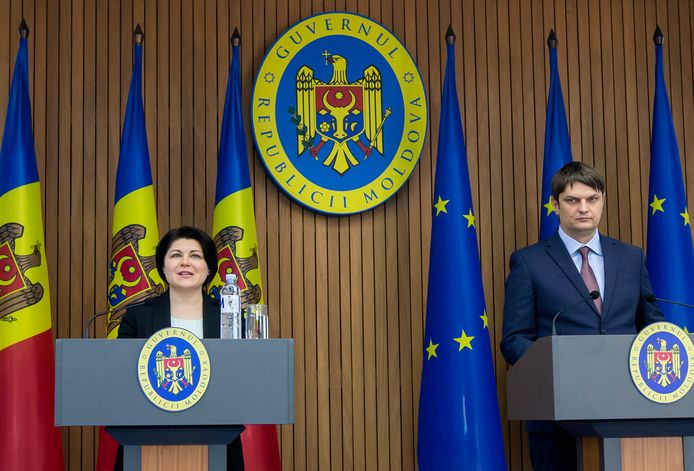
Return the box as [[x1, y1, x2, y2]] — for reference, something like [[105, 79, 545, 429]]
[[292, 51, 391, 176]]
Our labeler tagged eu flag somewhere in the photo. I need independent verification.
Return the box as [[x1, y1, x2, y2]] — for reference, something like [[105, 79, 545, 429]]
[[417, 29, 506, 470], [539, 30, 572, 241], [646, 27, 694, 329], [210, 29, 281, 471]]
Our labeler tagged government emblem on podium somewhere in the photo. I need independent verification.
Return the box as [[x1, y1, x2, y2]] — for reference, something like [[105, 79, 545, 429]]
[[252, 12, 428, 215], [138, 328, 211, 411], [629, 322, 694, 403]]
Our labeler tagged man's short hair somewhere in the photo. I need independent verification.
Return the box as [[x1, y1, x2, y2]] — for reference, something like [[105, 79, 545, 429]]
[[551, 161, 606, 200]]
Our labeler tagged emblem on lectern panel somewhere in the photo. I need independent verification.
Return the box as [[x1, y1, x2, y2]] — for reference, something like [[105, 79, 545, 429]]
[[629, 322, 694, 403], [138, 328, 211, 411]]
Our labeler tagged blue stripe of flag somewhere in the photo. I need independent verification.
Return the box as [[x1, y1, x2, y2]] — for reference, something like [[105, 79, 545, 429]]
[[0, 38, 39, 197]]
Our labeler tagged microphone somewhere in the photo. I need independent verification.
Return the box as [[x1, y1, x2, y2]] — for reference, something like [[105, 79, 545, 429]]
[[644, 293, 694, 310], [83, 299, 148, 339], [551, 290, 601, 335]]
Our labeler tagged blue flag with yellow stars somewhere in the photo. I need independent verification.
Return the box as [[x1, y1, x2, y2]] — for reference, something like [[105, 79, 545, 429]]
[[646, 29, 694, 329], [417, 30, 506, 471], [539, 31, 572, 241]]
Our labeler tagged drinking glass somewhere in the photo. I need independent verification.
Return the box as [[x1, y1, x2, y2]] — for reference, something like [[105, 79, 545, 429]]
[[245, 304, 269, 339]]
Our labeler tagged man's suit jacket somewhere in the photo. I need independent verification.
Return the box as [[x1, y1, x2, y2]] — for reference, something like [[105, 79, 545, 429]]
[[501, 231, 663, 366], [117, 290, 220, 339]]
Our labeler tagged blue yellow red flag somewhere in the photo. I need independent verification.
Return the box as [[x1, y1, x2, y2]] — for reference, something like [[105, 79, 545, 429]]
[[416, 31, 506, 470], [105, 36, 164, 338], [210, 31, 280, 471], [646, 28, 694, 329], [0, 25, 64, 471], [209, 32, 263, 308], [97, 30, 164, 471], [540, 31, 573, 240]]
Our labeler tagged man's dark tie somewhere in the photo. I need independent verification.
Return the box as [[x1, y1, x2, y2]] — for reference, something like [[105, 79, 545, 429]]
[[579, 246, 603, 314]]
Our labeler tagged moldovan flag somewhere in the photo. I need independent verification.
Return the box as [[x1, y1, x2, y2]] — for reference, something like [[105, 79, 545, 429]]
[[209, 29, 281, 471], [96, 26, 164, 471], [0, 22, 64, 471]]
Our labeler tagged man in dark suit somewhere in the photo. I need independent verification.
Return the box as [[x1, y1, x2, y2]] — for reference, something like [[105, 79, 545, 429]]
[[500, 162, 663, 470]]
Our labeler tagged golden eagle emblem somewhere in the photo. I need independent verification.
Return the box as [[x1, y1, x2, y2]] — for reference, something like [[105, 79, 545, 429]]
[[292, 51, 391, 175], [0, 222, 43, 321], [647, 338, 681, 387], [212, 226, 261, 307], [107, 224, 165, 333], [155, 344, 194, 395]]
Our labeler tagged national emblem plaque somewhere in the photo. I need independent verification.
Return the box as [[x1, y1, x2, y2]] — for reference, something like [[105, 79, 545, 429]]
[[252, 12, 428, 215]]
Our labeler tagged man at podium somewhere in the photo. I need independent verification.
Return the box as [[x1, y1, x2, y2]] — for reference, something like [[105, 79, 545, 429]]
[[500, 162, 663, 470]]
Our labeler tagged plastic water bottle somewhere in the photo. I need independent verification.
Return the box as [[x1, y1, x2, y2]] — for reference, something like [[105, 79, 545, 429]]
[[220, 273, 242, 339]]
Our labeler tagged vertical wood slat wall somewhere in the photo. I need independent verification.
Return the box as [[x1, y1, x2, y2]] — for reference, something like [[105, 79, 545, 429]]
[[1, 0, 692, 469]]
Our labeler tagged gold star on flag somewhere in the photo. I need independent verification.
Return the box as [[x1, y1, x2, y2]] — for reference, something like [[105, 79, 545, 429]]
[[434, 196, 449, 215], [463, 209, 475, 228], [681, 208, 690, 226], [480, 311, 488, 329], [425, 339, 439, 360], [543, 196, 554, 216], [650, 195, 666, 215], [454, 330, 474, 351]]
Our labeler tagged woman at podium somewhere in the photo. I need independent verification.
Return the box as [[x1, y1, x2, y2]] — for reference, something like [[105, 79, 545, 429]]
[[115, 226, 245, 470]]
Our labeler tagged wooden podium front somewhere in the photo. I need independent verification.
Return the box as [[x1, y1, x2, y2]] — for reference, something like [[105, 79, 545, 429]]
[[55, 338, 294, 470]]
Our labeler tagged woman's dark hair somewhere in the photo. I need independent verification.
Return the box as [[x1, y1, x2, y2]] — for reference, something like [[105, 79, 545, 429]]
[[155, 226, 218, 289]]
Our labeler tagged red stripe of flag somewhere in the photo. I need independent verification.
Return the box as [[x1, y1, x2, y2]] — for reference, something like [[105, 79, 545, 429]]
[[242, 424, 282, 470], [0, 329, 63, 471]]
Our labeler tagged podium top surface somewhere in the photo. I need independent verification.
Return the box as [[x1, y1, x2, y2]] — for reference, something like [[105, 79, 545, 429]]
[[55, 338, 294, 426], [507, 334, 694, 421]]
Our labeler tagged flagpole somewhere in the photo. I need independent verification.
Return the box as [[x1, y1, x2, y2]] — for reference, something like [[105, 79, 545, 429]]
[[134, 23, 144, 45], [547, 28, 557, 48], [19, 18, 28, 39]]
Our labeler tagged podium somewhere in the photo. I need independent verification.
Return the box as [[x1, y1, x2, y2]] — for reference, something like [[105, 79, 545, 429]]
[[507, 335, 694, 470], [55, 338, 294, 470]]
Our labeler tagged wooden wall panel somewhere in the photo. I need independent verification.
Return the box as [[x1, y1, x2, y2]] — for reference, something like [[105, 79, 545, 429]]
[[0, 0, 692, 469]]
